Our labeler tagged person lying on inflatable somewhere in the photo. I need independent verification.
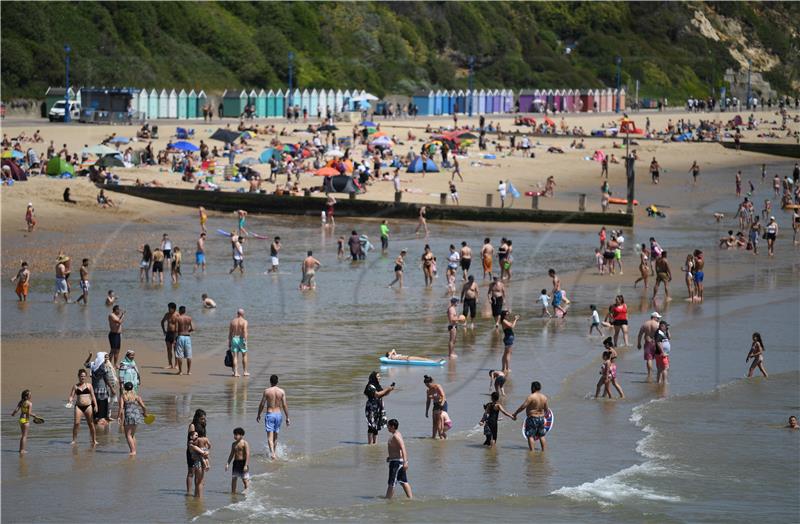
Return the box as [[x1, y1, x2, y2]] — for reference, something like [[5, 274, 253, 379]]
[[385, 349, 440, 363]]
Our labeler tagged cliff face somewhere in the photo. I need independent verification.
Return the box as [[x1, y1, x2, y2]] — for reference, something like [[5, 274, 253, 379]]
[[2, 1, 798, 100]]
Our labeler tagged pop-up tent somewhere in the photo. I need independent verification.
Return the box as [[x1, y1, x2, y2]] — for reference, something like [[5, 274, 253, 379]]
[[323, 174, 358, 193], [407, 156, 439, 173], [47, 156, 74, 176]]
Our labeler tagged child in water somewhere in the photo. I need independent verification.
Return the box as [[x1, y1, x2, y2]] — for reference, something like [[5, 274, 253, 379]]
[[337, 236, 345, 259], [11, 389, 40, 453], [479, 391, 514, 447], [589, 305, 603, 335], [105, 290, 116, 306], [538, 289, 552, 318]]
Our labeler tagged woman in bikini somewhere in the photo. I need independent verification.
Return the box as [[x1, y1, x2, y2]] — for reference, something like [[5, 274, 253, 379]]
[[610, 295, 629, 347], [682, 253, 695, 298], [633, 243, 650, 288], [746, 332, 768, 378], [388, 249, 406, 288], [67, 369, 98, 446], [423, 375, 448, 439], [420, 245, 435, 288]]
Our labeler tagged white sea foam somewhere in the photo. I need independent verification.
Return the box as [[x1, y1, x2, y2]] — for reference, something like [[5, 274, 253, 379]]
[[552, 463, 681, 506]]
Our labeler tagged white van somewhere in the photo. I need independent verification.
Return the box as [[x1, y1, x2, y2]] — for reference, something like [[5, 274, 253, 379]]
[[48, 100, 81, 122]]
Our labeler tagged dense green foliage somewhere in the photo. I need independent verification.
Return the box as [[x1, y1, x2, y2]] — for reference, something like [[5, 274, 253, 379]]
[[2, 1, 798, 100]]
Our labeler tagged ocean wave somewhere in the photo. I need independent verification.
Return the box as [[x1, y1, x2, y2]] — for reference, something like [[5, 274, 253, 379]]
[[552, 463, 681, 506]]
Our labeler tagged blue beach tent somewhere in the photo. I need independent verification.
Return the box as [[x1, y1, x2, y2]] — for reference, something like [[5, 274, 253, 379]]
[[407, 156, 439, 173]]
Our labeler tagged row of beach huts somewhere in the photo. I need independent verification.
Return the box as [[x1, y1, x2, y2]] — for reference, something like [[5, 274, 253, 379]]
[[45, 86, 626, 120]]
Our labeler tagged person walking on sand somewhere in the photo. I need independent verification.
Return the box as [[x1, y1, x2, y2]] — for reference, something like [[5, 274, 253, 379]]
[[228, 309, 249, 377], [424, 375, 448, 439], [11, 389, 40, 454], [385, 419, 413, 500], [746, 332, 768, 378], [11, 261, 30, 302], [108, 305, 125, 367], [256, 375, 290, 460], [512, 381, 550, 452], [388, 249, 406, 288], [175, 306, 194, 375], [117, 381, 147, 456], [689, 161, 700, 185], [225, 428, 251, 493], [481, 238, 494, 280], [198, 206, 208, 234], [67, 369, 98, 447], [447, 297, 459, 358], [637, 311, 661, 381], [415, 206, 428, 236], [300, 251, 321, 291], [498, 180, 507, 208], [25, 203, 37, 232], [652, 251, 672, 302], [365, 371, 395, 445]]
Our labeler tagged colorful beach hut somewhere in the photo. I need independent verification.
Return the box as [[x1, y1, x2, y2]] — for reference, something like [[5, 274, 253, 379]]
[[310, 89, 319, 116], [221, 89, 245, 118], [187, 90, 198, 118], [256, 89, 267, 117], [275, 89, 285, 117], [477, 89, 485, 114], [518, 90, 534, 113], [196, 90, 207, 118], [412, 90, 433, 116], [485, 91, 493, 114], [157, 89, 168, 118], [335, 90, 344, 114], [177, 90, 188, 119], [301, 89, 310, 113], [317, 89, 327, 116], [455, 90, 465, 114], [167, 89, 178, 119], [618, 88, 626, 112], [266, 90, 276, 117], [492, 90, 502, 114], [147, 89, 158, 119], [137, 89, 149, 119], [327, 89, 335, 114], [433, 90, 442, 115]]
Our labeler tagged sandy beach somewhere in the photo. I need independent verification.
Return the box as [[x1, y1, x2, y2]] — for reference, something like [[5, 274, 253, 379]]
[[2, 108, 799, 522]]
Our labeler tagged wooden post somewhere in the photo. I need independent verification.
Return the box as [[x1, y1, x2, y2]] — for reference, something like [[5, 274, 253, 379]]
[[303, 188, 311, 197], [486, 194, 493, 207], [349, 192, 356, 201], [578, 193, 586, 212], [440, 193, 447, 205], [394, 191, 402, 204], [531, 194, 539, 209]]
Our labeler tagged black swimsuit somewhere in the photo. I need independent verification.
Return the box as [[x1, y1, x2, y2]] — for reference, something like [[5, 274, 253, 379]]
[[75, 387, 92, 413]]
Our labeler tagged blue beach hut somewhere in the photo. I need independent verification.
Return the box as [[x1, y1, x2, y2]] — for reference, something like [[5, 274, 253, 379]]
[[477, 89, 486, 114], [310, 89, 319, 117], [275, 89, 285, 117], [412, 90, 433, 116], [178, 89, 188, 119], [187, 90, 198, 118], [433, 90, 442, 115], [138, 89, 149, 119], [266, 90, 276, 117], [301, 89, 310, 113], [335, 90, 344, 114], [256, 89, 267, 117]]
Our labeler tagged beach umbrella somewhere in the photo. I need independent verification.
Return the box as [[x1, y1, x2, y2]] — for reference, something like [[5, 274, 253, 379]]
[[85, 144, 118, 155], [318, 124, 339, 132], [371, 136, 393, 146], [109, 136, 130, 144], [352, 94, 379, 102], [315, 166, 340, 177], [239, 157, 259, 166], [259, 148, 280, 163], [3, 150, 25, 159], [97, 154, 125, 168], [172, 141, 199, 152], [360, 121, 377, 127], [210, 128, 242, 143], [324, 149, 344, 158], [456, 132, 478, 139]]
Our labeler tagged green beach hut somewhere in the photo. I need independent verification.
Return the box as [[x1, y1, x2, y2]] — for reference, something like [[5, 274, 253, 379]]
[[178, 89, 188, 119], [188, 90, 198, 119]]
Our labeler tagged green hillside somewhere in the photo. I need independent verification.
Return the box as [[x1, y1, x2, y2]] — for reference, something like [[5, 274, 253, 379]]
[[2, 1, 798, 100]]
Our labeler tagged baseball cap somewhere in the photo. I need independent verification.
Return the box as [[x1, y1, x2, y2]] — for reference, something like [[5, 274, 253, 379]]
[[650, 311, 662, 319]]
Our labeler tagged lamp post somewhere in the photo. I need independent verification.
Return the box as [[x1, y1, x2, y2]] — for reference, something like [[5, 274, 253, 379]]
[[467, 55, 475, 117], [64, 44, 71, 123], [615, 56, 622, 114], [746, 58, 752, 110], [287, 51, 295, 109]]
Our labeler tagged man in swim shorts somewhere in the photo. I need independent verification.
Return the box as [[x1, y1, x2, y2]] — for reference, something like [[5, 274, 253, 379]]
[[256, 375, 290, 460], [459, 241, 472, 280], [652, 250, 672, 301], [175, 306, 194, 375], [637, 312, 661, 381], [108, 305, 125, 367], [160, 302, 179, 369], [512, 381, 550, 452], [228, 308, 249, 377], [195, 232, 206, 273], [268, 236, 281, 273], [488, 276, 506, 327], [692, 249, 704, 302], [385, 419, 412, 499], [300, 251, 321, 291], [54, 259, 70, 303], [460, 275, 479, 329]]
